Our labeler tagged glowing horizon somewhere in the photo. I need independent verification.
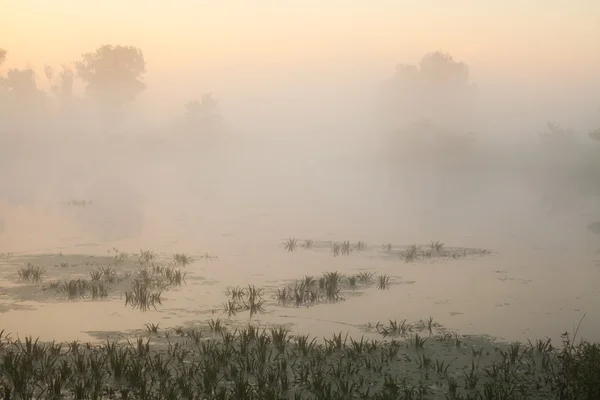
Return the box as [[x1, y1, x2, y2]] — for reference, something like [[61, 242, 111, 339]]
[[3, 1, 599, 81]]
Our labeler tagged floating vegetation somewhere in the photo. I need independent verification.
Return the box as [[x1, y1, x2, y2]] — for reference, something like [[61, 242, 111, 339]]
[[377, 319, 414, 336], [340, 240, 351, 256], [164, 266, 186, 286], [67, 199, 92, 207], [377, 274, 391, 290], [301, 239, 314, 249], [347, 276, 357, 287], [283, 237, 298, 252], [145, 322, 160, 333], [54, 279, 109, 300], [108, 247, 127, 265], [89, 270, 102, 281], [58, 279, 89, 300], [173, 252, 193, 266], [17, 263, 45, 283], [89, 282, 109, 299], [222, 284, 266, 319], [277, 271, 358, 307], [357, 271, 375, 283], [356, 240, 367, 252], [124, 279, 163, 311], [330, 242, 341, 257], [430, 240, 445, 254], [404, 244, 420, 262], [138, 248, 157, 265]]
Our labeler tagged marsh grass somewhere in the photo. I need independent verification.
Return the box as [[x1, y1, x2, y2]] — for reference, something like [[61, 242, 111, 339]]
[[89, 282, 109, 299], [173, 253, 193, 266], [58, 279, 89, 300], [430, 240, 444, 253], [138, 249, 156, 265], [356, 241, 366, 252], [55, 279, 109, 300], [340, 240, 351, 256], [377, 319, 413, 336], [404, 244, 420, 262], [278, 271, 351, 307], [145, 323, 160, 334], [67, 199, 92, 208], [330, 242, 341, 257], [283, 237, 298, 252], [377, 274, 391, 290], [347, 276, 357, 287], [17, 263, 45, 283], [0, 323, 599, 399], [124, 279, 162, 311], [357, 271, 374, 283], [221, 285, 266, 319], [301, 239, 314, 249], [89, 270, 102, 281]]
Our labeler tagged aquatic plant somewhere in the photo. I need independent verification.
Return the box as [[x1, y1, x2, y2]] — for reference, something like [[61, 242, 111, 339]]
[[173, 253, 193, 266], [377, 274, 391, 290], [301, 239, 314, 249], [330, 242, 341, 257], [138, 249, 156, 265], [0, 323, 598, 399], [17, 263, 45, 283], [430, 240, 444, 253], [145, 323, 160, 333], [340, 240, 351, 256], [404, 245, 420, 262], [124, 279, 162, 311], [283, 237, 298, 252], [357, 271, 374, 283], [58, 279, 89, 300]]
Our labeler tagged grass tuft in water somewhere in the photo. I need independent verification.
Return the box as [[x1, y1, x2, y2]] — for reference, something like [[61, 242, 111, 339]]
[[17, 263, 45, 283], [377, 275, 391, 290], [283, 238, 298, 252], [173, 253, 193, 266]]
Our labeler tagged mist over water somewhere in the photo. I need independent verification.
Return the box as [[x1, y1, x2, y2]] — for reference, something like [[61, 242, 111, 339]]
[[1, 40, 600, 348]]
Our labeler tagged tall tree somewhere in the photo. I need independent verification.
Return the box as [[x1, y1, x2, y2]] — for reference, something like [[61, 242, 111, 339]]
[[76, 45, 146, 124], [385, 51, 476, 134], [184, 93, 223, 133]]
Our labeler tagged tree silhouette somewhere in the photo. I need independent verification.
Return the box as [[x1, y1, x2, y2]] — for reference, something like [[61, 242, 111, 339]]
[[0, 48, 6, 67], [385, 51, 476, 134], [183, 93, 222, 133], [5, 68, 39, 97], [76, 45, 146, 123]]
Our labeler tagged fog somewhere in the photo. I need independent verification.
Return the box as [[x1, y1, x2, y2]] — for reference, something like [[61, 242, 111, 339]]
[[1, 45, 599, 253], [1, 32, 600, 351]]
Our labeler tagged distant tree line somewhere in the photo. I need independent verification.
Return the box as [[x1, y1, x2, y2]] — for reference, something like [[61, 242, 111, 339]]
[[0, 45, 222, 135]]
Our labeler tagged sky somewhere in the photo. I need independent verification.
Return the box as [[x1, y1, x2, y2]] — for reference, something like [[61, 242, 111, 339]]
[[3, 1, 599, 72], [2, 1, 600, 125]]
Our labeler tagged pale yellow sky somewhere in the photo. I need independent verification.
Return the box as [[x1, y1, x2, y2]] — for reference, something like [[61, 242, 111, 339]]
[[3, 1, 599, 74], [2, 0, 600, 121]]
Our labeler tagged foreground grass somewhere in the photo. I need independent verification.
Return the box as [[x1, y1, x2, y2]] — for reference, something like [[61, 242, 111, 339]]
[[0, 323, 598, 400]]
